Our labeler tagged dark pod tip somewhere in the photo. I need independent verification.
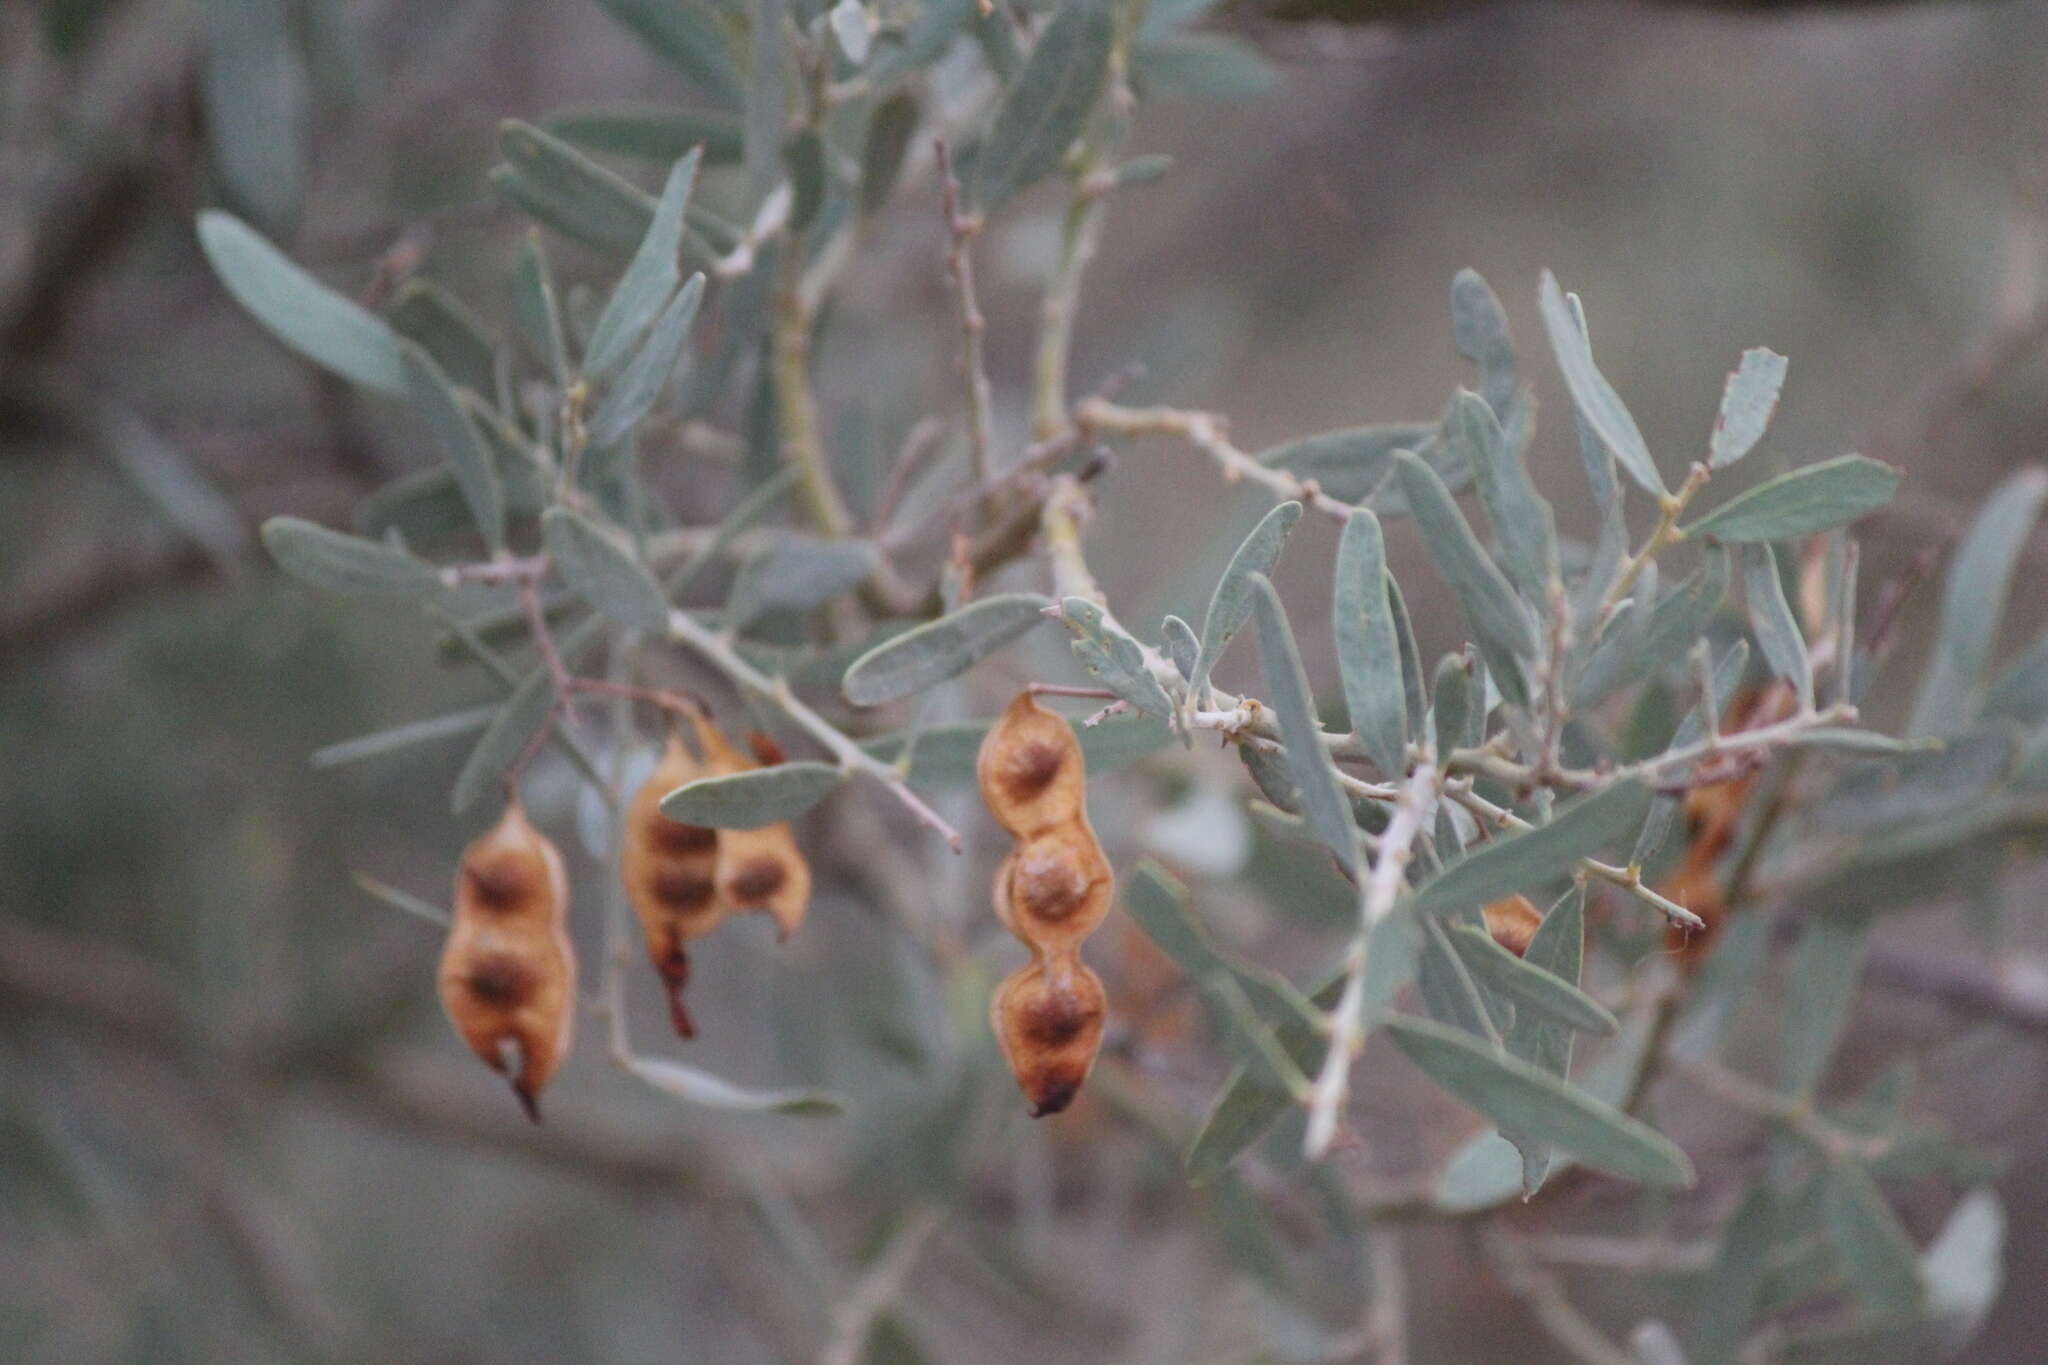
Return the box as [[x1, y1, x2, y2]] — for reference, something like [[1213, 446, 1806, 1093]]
[[511, 1079, 542, 1125], [1028, 1077, 1083, 1118]]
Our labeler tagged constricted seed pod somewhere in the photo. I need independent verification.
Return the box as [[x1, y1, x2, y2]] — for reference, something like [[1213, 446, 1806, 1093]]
[[690, 713, 812, 941], [622, 731, 725, 1038], [439, 797, 575, 1121], [1482, 894, 1543, 957], [976, 691, 1087, 839], [989, 957, 1107, 1117], [980, 690, 1114, 1116]]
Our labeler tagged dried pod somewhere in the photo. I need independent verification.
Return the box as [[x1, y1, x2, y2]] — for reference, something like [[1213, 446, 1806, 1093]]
[[976, 691, 1087, 839], [622, 731, 724, 1037], [439, 797, 575, 1121], [990, 957, 1107, 1117], [1482, 894, 1543, 957], [691, 713, 813, 941], [979, 690, 1113, 1115]]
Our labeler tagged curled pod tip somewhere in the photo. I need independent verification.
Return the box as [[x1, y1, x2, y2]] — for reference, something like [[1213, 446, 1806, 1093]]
[[1481, 894, 1543, 957], [440, 798, 576, 1120], [623, 731, 724, 1038], [991, 957, 1107, 1118], [976, 692, 1087, 839]]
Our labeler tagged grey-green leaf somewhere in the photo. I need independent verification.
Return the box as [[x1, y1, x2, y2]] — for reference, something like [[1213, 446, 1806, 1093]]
[[1686, 1184, 1779, 1365], [624, 1056, 841, 1113], [1334, 506, 1406, 779], [261, 516, 442, 598], [1412, 780, 1651, 919], [402, 344, 503, 552], [513, 231, 570, 386], [1539, 270, 1665, 498], [494, 120, 658, 256], [972, 0, 1112, 211], [1384, 1014, 1693, 1187], [1500, 886, 1586, 1192], [313, 704, 497, 769], [1125, 860, 1319, 1029], [1709, 347, 1788, 468], [1821, 1160, 1923, 1312], [727, 536, 879, 630], [586, 150, 702, 379], [542, 506, 671, 632], [1781, 912, 1870, 1098], [1060, 598, 1177, 719], [1194, 500, 1303, 699], [594, 0, 746, 108], [386, 279, 498, 398], [1445, 923, 1616, 1036], [1450, 268, 1517, 418], [451, 669, 555, 814], [542, 106, 744, 164], [588, 272, 705, 448], [1680, 454, 1900, 543], [1249, 574, 1358, 881], [1392, 448, 1537, 662], [1457, 388, 1556, 605], [843, 594, 1052, 705], [660, 761, 845, 828], [197, 210, 405, 395], [1254, 423, 1437, 505], [1743, 542, 1813, 711], [1908, 466, 2048, 737], [1185, 973, 1346, 1184], [1161, 614, 1200, 682]]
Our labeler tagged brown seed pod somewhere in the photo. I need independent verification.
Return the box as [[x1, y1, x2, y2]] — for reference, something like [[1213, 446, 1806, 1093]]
[[1482, 894, 1544, 957], [439, 797, 575, 1121], [980, 690, 1114, 1116], [622, 731, 725, 1038], [976, 691, 1087, 839], [1657, 681, 1799, 967], [990, 957, 1107, 1117], [691, 713, 812, 941]]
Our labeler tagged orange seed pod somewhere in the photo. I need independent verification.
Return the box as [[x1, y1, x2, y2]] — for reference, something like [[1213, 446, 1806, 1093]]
[[622, 731, 725, 1037], [439, 797, 575, 1121], [978, 691, 1113, 1116], [691, 713, 813, 941], [1482, 894, 1544, 957]]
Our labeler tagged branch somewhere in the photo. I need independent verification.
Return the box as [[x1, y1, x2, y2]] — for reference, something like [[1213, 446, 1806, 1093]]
[[1077, 398, 1357, 522], [1305, 763, 1440, 1158], [935, 140, 996, 484], [665, 607, 963, 852]]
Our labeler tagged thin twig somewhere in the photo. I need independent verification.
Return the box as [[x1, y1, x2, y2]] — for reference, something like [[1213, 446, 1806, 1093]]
[[1480, 1227, 1640, 1365], [935, 139, 996, 484], [816, 1205, 944, 1365]]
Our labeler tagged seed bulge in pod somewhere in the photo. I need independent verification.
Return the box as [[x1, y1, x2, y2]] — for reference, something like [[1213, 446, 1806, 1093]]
[[1002, 824, 1114, 955], [691, 713, 813, 941], [1481, 894, 1543, 957], [990, 957, 1107, 1117], [976, 692, 1087, 839]]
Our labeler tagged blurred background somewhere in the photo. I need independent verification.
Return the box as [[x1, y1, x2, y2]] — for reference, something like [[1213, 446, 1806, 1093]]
[[7, 0, 2048, 1360]]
